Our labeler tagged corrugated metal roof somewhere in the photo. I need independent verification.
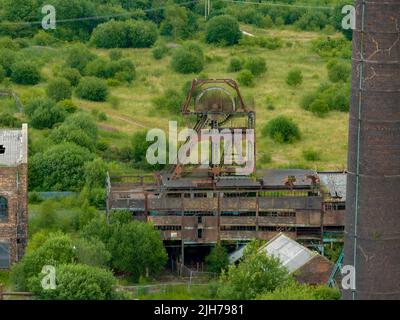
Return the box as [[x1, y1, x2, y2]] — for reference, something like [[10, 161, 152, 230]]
[[0, 129, 23, 166], [318, 172, 347, 201], [259, 233, 314, 273], [261, 169, 317, 187]]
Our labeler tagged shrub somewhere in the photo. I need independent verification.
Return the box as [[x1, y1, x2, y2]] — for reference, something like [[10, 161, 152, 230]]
[[29, 142, 94, 191], [60, 68, 81, 86], [302, 148, 321, 161], [310, 98, 330, 117], [205, 15, 242, 46], [76, 77, 109, 101], [152, 45, 168, 60], [65, 44, 96, 72], [25, 98, 66, 129], [171, 43, 204, 74], [244, 57, 267, 76], [74, 238, 111, 268], [327, 60, 351, 83], [84, 158, 107, 189], [91, 20, 158, 48], [0, 112, 21, 127], [237, 69, 254, 87], [263, 116, 301, 143], [0, 49, 16, 76], [286, 69, 303, 87], [30, 263, 118, 300], [33, 30, 58, 46], [50, 112, 98, 151], [85, 58, 135, 81], [227, 56, 242, 72], [11, 61, 41, 85], [46, 78, 72, 102]]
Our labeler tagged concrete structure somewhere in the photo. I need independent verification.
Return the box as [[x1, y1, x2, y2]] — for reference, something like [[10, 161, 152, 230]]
[[344, 0, 400, 299], [0, 124, 28, 269]]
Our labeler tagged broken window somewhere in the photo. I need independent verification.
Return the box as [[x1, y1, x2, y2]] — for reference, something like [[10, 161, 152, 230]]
[[0, 196, 8, 223]]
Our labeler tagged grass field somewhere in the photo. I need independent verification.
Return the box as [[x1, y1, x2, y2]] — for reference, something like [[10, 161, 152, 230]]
[[9, 25, 349, 172]]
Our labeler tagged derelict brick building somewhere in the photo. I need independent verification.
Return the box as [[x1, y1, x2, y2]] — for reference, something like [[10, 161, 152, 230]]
[[0, 124, 28, 269]]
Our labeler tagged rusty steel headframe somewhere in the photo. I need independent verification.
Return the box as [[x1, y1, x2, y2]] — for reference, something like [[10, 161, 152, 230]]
[[344, 0, 400, 300]]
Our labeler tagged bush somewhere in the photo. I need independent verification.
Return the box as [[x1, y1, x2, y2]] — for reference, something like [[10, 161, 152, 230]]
[[85, 58, 135, 81], [30, 263, 118, 300], [50, 112, 98, 151], [171, 43, 204, 74], [25, 98, 66, 129], [0, 112, 21, 127], [227, 57, 242, 72], [46, 78, 72, 102], [237, 69, 254, 87], [152, 45, 168, 60], [65, 44, 96, 72], [74, 238, 111, 268], [33, 30, 58, 46], [29, 142, 94, 191], [76, 77, 109, 101], [0, 49, 16, 76], [60, 68, 81, 86], [244, 57, 267, 76], [286, 69, 303, 87], [11, 61, 41, 85], [205, 15, 242, 46], [91, 20, 158, 48], [310, 99, 330, 117], [302, 148, 321, 161], [263, 116, 301, 143], [327, 60, 351, 83]]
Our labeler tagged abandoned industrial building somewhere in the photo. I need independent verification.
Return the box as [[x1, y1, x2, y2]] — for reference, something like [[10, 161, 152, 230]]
[[0, 124, 28, 269], [107, 80, 346, 262]]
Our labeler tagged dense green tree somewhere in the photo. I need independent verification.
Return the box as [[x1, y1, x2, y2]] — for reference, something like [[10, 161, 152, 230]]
[[11, 233, 76, 291], [84, 158, 108, 188], [205, 15, 242, 46], [29, 143, 94, 191], [0, 49, 16, 77], [217, 241, 291, 299], [74, 238, 111, 268], [205, 243, 229, 273], [81, 213, 167, 281], [327, 60, 351, 83], [60, 68, 81, 87]]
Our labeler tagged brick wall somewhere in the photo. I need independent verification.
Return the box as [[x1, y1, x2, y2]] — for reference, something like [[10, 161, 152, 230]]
[[0, 163, 28, 268]]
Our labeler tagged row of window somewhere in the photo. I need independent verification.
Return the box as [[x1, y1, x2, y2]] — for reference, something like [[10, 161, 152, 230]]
[[154, 225, 316, 233], [148, 211, 296, 217]]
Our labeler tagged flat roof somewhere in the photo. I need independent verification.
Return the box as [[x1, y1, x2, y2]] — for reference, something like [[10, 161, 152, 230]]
[[0, 124, 28, 166]]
